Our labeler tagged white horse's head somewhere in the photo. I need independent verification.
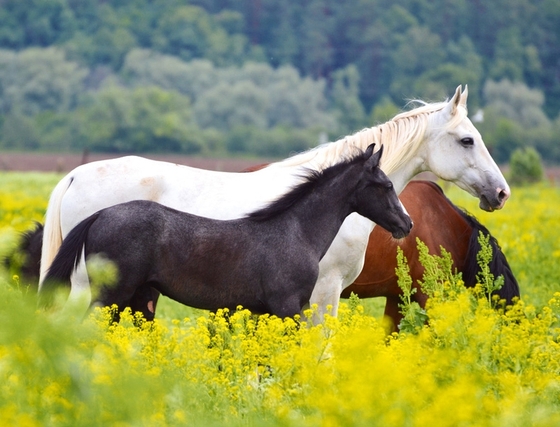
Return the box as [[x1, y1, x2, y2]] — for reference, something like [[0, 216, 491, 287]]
[[270, 84, 510, 211], [421, 85, 510, 211]]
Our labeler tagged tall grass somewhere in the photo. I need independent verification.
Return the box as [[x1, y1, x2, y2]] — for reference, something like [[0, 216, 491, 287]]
[[0, 173, 559, 425]]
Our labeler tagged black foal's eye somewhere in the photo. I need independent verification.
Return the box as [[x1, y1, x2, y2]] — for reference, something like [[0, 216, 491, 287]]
[[460, 137, 474, 146]]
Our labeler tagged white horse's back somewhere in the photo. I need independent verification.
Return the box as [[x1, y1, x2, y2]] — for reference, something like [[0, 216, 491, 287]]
[[39, 155, 307, 286]]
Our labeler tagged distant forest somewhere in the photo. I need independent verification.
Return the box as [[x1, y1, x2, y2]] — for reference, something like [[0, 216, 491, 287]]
[[0, 0, 559, 163]]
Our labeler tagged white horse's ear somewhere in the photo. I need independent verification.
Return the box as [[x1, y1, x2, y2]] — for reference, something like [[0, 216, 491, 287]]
[[443, 85, 462, 117], [460, 84, 468, 107]]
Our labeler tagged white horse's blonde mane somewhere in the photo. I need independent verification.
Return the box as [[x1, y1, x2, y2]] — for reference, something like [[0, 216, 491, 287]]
[[271, 98, 468, 176]]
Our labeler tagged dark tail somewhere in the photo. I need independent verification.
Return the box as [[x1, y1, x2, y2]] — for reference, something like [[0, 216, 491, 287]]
[[3, 222, 43, 292], [37, 212, 101, 308], [458, 211, 520, 305]]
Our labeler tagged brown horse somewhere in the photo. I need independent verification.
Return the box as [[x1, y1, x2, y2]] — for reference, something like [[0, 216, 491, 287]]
[[341, 180, 519, 329]]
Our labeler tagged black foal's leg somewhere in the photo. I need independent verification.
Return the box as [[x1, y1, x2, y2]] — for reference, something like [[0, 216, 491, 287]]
[[95, 273, 148, 322], [129, 285, 160, 321], [267, 294, 307, 319]]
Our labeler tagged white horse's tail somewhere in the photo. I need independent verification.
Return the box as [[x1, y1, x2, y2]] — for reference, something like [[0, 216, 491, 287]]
[[38, 174, 74, 289]]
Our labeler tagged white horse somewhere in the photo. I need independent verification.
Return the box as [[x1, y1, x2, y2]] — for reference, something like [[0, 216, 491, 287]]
[[39, 85, 510, 318]]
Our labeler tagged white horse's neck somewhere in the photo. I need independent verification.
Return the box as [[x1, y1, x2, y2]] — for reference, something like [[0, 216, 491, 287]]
[[268, 101, 449, 195]]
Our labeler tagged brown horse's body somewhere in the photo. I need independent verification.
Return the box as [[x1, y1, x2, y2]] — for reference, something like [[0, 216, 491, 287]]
[[342, 180, 518, 330]]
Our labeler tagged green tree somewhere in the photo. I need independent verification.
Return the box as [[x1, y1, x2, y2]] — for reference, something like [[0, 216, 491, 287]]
[[33, 111, 75, 151], [298, 0, 335, 78], [226, 125, 319, 157], [483, 79, 550, 129], [191, 62, 335, 132], [194, 81, 268, 131], [413, 64, 479, 104], [370, 97, 400, 125], [74, 85, 200, 153], [352, 4, 417, 108], [77, 27, 137, 69], [420, 36, 484, 107], [482, 79, 553, 163], [0, 113, 39, 149], [0, 47, 87, 116], [0, 0, 76, 48], [121, 49, 219, 100], [389, 26, 445, 100], [153, 5, 251, 66], [264, 65, 334, 130], [257, 1, 300, 67], [483, 115, 525, 163], [330, 65, 366, 134], [488, 27, 525, 82]]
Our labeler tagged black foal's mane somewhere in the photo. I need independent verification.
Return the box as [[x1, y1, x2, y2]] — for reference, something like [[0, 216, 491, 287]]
[[247, 149, 367, 222]]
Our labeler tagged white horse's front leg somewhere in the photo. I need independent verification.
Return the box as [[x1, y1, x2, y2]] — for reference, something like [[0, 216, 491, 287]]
[[308, 269, 344, 322], [309, 214, 373, 322]]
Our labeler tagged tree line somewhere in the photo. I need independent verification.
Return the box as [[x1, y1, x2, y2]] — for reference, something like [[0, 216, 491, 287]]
[[0, 0, 559, 163]]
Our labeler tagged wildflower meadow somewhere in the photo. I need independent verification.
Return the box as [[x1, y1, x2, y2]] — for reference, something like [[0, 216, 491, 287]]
[[0, 171, 559, 426]]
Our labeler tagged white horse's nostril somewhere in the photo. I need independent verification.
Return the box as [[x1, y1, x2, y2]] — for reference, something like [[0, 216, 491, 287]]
[[497, 187, 510, 203]]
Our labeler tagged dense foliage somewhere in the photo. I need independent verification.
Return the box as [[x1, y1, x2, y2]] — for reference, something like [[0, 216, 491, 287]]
[[0, 172, 559, 425], [0, 0, 559, 161], [509, 147, 544, 186]]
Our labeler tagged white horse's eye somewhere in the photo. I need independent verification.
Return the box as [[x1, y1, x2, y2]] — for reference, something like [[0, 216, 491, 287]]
[[460, 137, 474, 146]]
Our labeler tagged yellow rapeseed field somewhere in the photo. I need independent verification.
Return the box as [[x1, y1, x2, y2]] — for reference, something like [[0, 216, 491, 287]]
[[0, 172, 559, 426]]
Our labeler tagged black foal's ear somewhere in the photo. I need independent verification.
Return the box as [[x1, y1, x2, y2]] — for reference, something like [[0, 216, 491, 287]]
[[369, 145, 383, 168], [364, 143, 376, 159]]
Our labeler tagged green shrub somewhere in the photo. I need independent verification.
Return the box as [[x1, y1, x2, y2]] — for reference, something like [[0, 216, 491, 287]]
[[508, 146, 544, 185]]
